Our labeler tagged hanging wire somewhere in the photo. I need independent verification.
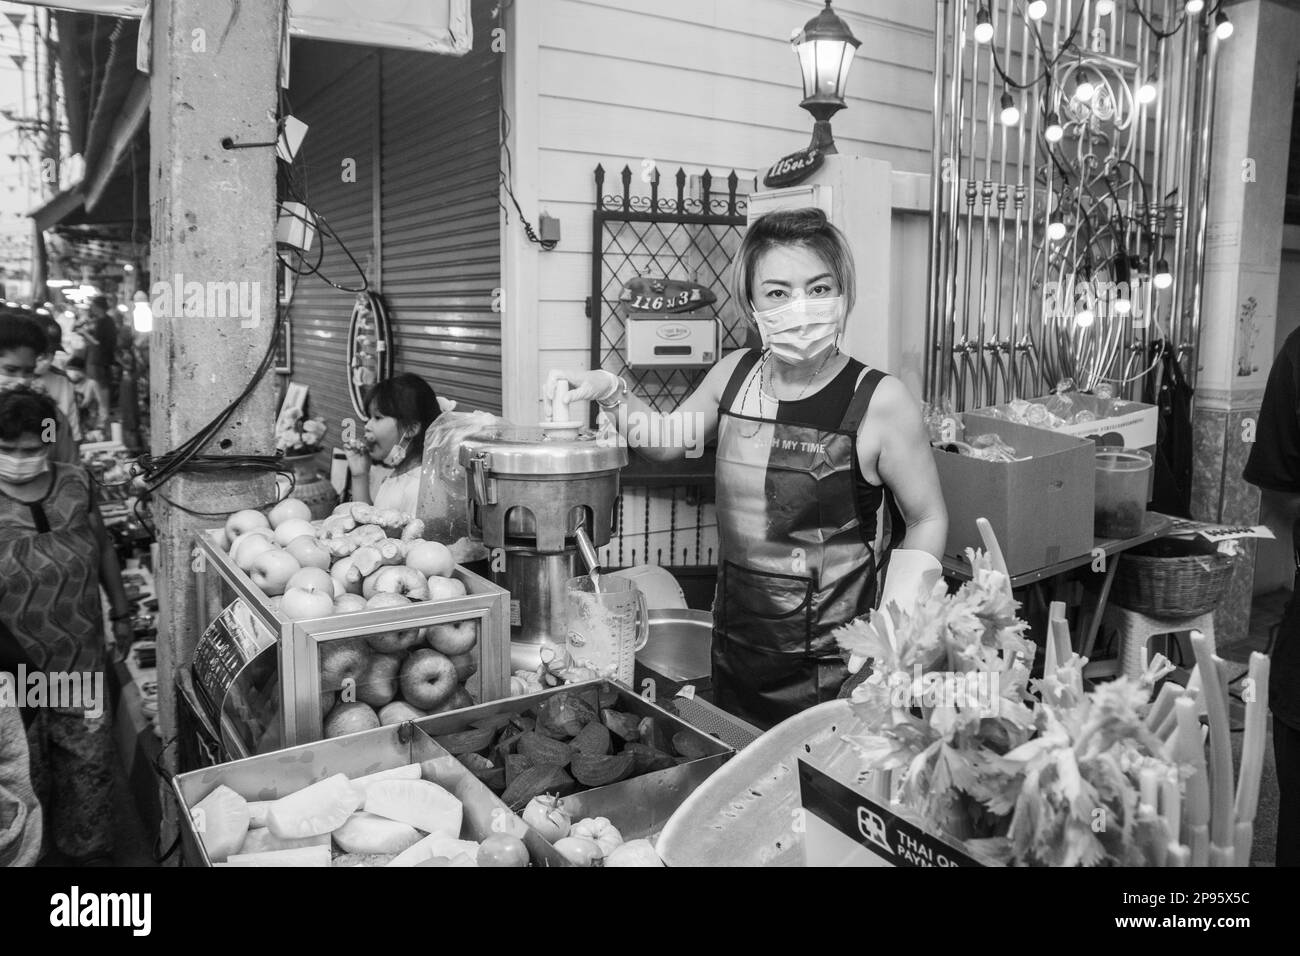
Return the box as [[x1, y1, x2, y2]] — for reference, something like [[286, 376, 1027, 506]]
[[496, 0, 556, 251]]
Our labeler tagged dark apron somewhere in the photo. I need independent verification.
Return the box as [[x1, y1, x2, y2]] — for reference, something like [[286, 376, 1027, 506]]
[[710, 351, 899, 729]]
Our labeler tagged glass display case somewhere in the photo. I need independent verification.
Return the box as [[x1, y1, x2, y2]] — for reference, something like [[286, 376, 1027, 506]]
[[192, 529, 510, 754]]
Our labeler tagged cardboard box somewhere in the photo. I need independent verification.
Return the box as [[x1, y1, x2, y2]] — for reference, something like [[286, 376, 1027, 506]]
[[934, 418, 1095, 576], [967, 393, 1157, 450]]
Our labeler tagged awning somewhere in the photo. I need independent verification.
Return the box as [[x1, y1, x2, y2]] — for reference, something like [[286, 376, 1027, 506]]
[[13, 0, 473, 54]]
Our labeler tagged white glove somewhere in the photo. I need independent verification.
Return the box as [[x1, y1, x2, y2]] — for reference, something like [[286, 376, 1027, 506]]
[[847, 549, 944, 674], [542, 369, 621, 421]]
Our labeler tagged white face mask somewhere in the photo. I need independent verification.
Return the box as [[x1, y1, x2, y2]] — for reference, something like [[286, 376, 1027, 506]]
[[752, 296, 845, 364], [0, 451, 49, 484], [380, 425, 419, 468]]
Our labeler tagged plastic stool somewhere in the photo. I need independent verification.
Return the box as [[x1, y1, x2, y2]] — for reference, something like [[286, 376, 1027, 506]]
[[1101, 604, 1215, 679]]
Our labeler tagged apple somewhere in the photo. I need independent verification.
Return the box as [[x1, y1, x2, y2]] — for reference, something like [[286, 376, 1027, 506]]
[[225, 509, 270, 547], [427, 620, 478, 656], [273, 518, 317, 547], [357, 652, 402, 708], [363, 566, 430, 601], [404, 540, 454, 578], [399, 649, 458, 710], [323, 701, 380, 738], [364, 593, 424, 653], [379, 700, 428, 726], [285, 535, 331, 571], [280, 585, 335, 622], [249, 548, 303, 596], [426, 575, 468, 601], [232, 532, 278, 572], [449, 652, 478, 684], [319, 638, 372, 694], [333, 594, 369, 614], [268, 498, 312, 528], [286, 566, 332, 595], [430, 687, 475, 714], [330, 556, 364, 596]]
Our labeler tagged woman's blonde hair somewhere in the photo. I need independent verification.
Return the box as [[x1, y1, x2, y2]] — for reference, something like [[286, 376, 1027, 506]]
[[729, 207, 856, 318]]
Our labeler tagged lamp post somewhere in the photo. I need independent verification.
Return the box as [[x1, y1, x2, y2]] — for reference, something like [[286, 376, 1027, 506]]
[[791, 1, 860, 155]]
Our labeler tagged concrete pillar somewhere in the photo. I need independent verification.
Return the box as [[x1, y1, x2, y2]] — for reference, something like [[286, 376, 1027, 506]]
[[1190, 0, 1300, 646], [149, 0, 283, 843]]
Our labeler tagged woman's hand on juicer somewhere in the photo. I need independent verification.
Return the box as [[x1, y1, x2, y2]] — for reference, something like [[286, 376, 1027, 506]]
[[542, 369, 619, 420]]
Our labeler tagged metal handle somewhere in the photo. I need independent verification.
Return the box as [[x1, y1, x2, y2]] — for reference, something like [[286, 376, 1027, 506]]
[[467, 452, 495, 505], [631, 585, 650, 653]]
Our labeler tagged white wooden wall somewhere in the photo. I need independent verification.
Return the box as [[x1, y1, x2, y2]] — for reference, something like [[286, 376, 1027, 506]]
[[503, 0, 939, 568]]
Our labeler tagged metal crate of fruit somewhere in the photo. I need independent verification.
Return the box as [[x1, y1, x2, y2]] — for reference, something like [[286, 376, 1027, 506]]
[[414, 679, 734, 842], [193, 529, 510, 750], [172, 721, 567, 866]]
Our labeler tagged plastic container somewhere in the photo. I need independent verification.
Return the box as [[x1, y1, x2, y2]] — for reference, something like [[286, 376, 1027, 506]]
[[1094, 448, 1152, 539]]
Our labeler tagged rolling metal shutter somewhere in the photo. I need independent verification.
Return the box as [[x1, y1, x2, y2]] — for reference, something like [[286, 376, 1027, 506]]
[[285, 45, 380, 437], [379, 17, 502, 415]]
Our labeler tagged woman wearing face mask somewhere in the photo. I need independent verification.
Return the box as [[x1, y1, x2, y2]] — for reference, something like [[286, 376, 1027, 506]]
[[345, 373, 443, 516], [0, 386, 132, 864], [544, 208, 947, 728]]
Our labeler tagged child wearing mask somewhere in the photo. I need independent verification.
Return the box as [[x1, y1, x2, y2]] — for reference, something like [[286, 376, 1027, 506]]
[[0, 386, 133, 864]]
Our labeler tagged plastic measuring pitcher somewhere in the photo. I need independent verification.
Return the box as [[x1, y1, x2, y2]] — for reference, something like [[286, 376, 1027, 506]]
[[564, 574, 649, 686]]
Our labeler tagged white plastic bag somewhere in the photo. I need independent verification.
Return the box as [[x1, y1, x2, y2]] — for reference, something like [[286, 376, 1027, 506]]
[[415, 409, 508, 560]]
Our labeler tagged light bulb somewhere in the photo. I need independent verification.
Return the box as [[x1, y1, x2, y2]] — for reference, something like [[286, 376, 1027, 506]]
[[1045, 111, 1064, 143], [1185, 0, 1204, 14], [1153, 258, 1173, 289], [1027, 0, 1047, 19], [1000, 92, 1020, 126], [1215, 11, 1233, 39], [1137, 77, 1157, 104], [1048, 212, 1066, 242], [1096, 0, 1114, 15], [1076, 309, 1095, 328], [1075, 73, 1095, 102], [974, 6, 994, 43], [1114, 296, 1132, 315]]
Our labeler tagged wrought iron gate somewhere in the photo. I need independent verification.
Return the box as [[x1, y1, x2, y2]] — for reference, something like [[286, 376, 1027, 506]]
[[588, 164, 751, 576]]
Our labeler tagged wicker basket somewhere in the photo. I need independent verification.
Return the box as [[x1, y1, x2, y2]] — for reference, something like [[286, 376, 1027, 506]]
[[1112, 537, 1235, 617]]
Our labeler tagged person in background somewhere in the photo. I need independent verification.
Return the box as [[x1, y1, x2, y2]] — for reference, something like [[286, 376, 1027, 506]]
[[63, 356, 101, 441], [34, 313, 81, 444], [0, 387, 132, 865], [346, 373, 442, 516], [76, 296, 117, 434], [0, 311, 78, 464], [1243, 326, 1300, 867]]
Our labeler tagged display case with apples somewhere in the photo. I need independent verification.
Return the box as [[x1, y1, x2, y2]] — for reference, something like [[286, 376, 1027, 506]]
[[191, 498, 511, 752]]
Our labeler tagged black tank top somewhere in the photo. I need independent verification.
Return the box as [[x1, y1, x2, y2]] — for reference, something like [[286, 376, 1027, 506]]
[[764, 355, 887, 548]]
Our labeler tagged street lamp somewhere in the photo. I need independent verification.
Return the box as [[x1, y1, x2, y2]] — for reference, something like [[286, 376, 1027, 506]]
[[791, 1, 861, 155]]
